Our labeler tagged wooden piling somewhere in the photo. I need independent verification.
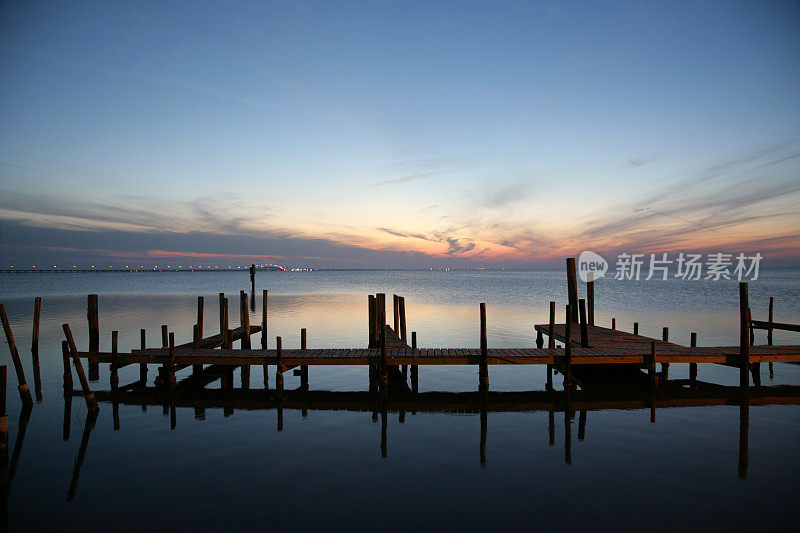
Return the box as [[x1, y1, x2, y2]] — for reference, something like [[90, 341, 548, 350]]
[[168, 332, 176, 387], [1, 366, 8, 455], [767, 296, 774, 346], [564, 305, 572, 387], [139, 329, 147, 385], [633, 322, 639, 335], [62, 324, 98, 411], [611, 317, 616, 331], [261, 290, 268, 350], [197, 296, 204, 340], [219, 293, 227, 348], [368, 295, 376, 348], [276, 336, 284, 392], [61, 341, 73, 390], [661, 327, 670, 379], [377, 294, 387, 391], [161, 325, 168, 349], [648, 341, 657, 390], [411, 331, 418, 393], [548, 301, 556, 349], [0, 305, 33, 407], [222, 298, 230, 349], [87, 294, 99, 381], [566, 258, 578, 323], [31, 297, 42, 402], [689, 332, 698, 382], [479, 303, 488, 391], [250, 264, 256, 294], [587, 275, 595, 326], [768, 296, 773, 378], [748, 308, 760, 387], [578, 298, 589, 348], [300, 328, 308, 389], [240, 291, 251, 349], [393, 294, 400, 333], [110, 330, 119, 390], [192, 324, 202, 377], [739, 283, 750, 390], [399, 296, 407, 343]]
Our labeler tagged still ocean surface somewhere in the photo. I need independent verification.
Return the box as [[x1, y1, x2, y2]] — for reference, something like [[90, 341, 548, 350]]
[[1, 269, 799, 531]]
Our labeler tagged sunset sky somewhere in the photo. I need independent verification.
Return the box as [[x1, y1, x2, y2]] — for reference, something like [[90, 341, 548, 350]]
[[1, 1, 799, 268]]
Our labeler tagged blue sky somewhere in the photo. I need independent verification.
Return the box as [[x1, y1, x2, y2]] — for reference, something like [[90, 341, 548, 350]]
[[1, 1, 799, 268]]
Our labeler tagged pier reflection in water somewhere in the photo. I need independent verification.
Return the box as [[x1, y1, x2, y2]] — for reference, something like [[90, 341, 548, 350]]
[[53, 376, 797, 501]]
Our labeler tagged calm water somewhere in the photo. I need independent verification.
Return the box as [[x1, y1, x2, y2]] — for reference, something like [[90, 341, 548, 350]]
[[1, 270, 799, 531]]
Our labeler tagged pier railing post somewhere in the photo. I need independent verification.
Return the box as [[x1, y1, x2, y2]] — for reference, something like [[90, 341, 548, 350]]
[[479, 303, 488, 391], [739, 283, 750, 390], [566, 258, 578, 323]]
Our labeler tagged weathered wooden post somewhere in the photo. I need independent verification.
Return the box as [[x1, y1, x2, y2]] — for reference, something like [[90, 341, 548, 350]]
[[0, 305, 33, 407], [196, 296, 204, 340], [410, 331, 418, 393], [648, 341, 657, 390], [161, 325, 168, 349], [300, 328, 308, 389], [661, 327, 670, 379], [587, 274, 595, 325], [566, 258, 578, 323], [62, 324, 99, 411], [218, 293, 226, 348], [578, 298, 589, 348], [87, 294, 100, 381], [192, 324, 202, 377], [139, 329, 147, 385], [61, 341, 73, 390], [633, 322, 639, 335], [1, 366, 8, 459], [739, 283, 750, 390], [376, 293, 387, 391], [393, 294, 400, 333], [689, 332, 698, 382], [368, 295, 376, 347], [275, 336, 284, 393], [261, 290, 268, 349], [611, 318, 616, 331], [479, 303, 489, 391], [564, 305, 572, 387], [748, 308, 760, 387], [399, 296, 407, 343], [548, 301, 556, 349], [110, 330, 119, 390], [240, 292, 251, 388], [767, 297, 774, 378], [262, 290, 268, 385], [31, 297, 42, 402], [168, 332, 176, 388], [250, 264, 256, 294], [222, 298, 231, 349]]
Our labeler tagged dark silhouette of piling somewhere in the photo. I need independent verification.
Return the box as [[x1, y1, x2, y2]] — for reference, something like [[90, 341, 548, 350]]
[[579, 298, 589, 348], [62, 324, 98, 411], [739, 283, 750, 390], [87, 295, 100, 381], [479, 303, 488, 391], [300, 328, 308, 389], [0, 305, 33, 407], [690, 333, 698, 381], [566, 258, 578, 323], [31, 297, 42, 401]]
